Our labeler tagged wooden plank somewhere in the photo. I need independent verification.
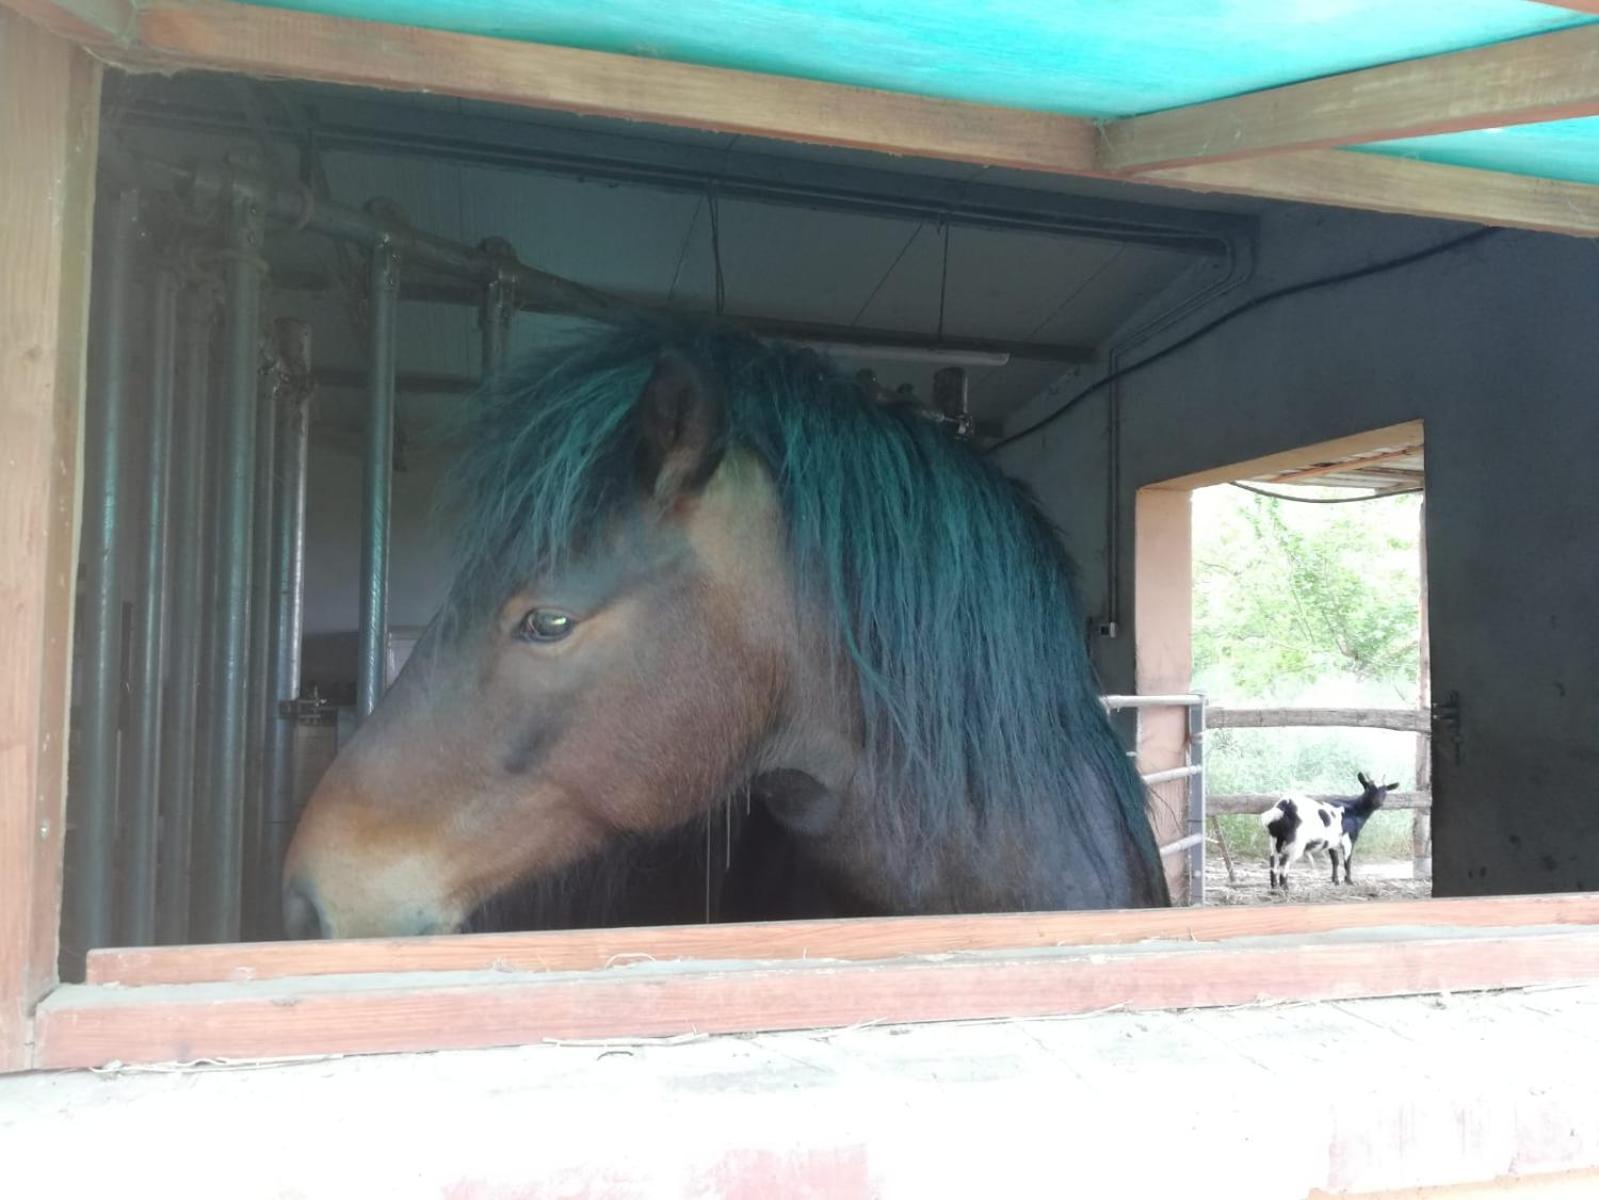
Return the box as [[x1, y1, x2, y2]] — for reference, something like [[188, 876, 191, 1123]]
[[0, 0, 132, 44], [9, 1, 1586, 237], [1267, 444, 1424, 485], [39, 925, 1599, 1070], [0, 10, 100, 1073], [1149, 421, 1427, 493], [85, 893, 1599, 987], [1100, 24, 1599, 173], [1151, 150, 1599, 239], [122, 1, 1096, 177], [1211, 791, 1430, 815], [1210, 706, 1430, 733]]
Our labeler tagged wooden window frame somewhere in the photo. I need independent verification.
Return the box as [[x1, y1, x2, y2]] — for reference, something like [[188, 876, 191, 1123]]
[[8, 4, 1599, 1077]]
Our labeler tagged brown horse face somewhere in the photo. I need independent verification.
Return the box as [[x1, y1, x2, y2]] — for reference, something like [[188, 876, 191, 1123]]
[[283, 354, 791, 938]]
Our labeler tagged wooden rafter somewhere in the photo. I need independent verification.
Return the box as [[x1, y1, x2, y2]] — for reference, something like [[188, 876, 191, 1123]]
[[125, 1, 1099, 176], [1099, 24, 1599, 173], [2, 0, 1594, 237], [1151, 149, 1599, 238]]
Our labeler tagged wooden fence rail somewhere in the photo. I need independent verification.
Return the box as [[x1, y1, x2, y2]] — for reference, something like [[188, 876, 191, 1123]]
[[1209, 706, 1429, 733], [1209, 790, 1431, 815]]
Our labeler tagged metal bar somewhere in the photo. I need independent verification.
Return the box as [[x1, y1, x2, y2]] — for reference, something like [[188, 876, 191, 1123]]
[[241, 308, 282, 939], [66, 187, 142, 961], [1140, 764, 1203, 787], [149, 158, 1106, 366], [480, 274, 513, 378], [120, 87, 1250, 254], [357, 238, 399, 722], [1187, 695, 1207, 906], [190, 184, 266, 944], [119, 261, 180, 947], [479, 237, 516, 378], [154, 279, 217, 946], [1102, 694, 1202, 709], [1158, 832, 1205, 857], [259, 319, 314, 939], [283, 276, 1094, 368]]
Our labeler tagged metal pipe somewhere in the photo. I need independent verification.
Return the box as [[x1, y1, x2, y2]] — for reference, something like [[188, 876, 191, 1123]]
[[156, 158, 1098, 366], [358, 239, 400, 722], [119, 262, 180, 946], [242, 303, 282, 939], [1187, 695, 1208, 906], [479, 237, 516, 378], [259, 319, 314, 938], [480, 275, 513, 378], [66, 188, 142, 962], [190, 183, 266, 944], [155, 279, 217, 945]]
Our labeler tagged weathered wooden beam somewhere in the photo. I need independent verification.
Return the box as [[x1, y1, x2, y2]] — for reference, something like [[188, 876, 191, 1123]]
[[0, 0, 132, 43], [121, 1, 1098, 177], [1210, 706, 1430, 733], [1150, 149, 1599, 239], [84, 893, 1597, 988], [1210, 791, 1431, 815], [1099, 25, 1599, 173], [0, 9, 100, 1073], [38, 923, 1599, 1069]]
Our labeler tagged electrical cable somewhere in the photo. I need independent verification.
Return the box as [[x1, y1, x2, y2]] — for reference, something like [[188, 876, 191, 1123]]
[[987, 227, 1497, 454], [1230, 482, 1422, 504]]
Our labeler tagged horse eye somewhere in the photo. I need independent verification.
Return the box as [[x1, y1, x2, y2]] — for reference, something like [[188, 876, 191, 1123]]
[[517, 609, 574, 643]]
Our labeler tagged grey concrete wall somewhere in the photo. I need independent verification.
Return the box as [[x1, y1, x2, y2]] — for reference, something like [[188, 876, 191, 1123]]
[[999, 205, 1599, 898]]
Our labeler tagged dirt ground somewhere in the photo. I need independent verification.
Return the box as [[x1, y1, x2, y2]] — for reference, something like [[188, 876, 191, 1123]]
[[1203, 856, 1431, 905]]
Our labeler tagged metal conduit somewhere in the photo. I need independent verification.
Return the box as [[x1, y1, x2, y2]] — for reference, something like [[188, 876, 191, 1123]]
[[358, 239, 400, 722], [257, 320, 314, 937], [66, 188, 142, 963], [154, 279, 218, 946], [190, 184, 266, 944], [120, 262, 180, 947]]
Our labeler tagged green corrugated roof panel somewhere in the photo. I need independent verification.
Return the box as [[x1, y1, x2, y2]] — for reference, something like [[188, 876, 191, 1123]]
[[245, 0, 1595, 119]]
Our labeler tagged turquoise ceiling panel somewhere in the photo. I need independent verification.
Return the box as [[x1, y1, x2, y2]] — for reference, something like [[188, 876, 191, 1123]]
[[1354, 118, 1599, 187], [243, 1, 1596, 118]]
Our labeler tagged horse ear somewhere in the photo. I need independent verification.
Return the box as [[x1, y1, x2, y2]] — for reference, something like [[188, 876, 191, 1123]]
[[635, 349, 728, 503]]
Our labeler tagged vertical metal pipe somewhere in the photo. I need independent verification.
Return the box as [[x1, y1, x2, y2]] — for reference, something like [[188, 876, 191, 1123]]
[[66, 188, 142, 961], [259, 319, 313, 937], [120, 262, 180, 946], [357, 238, 399, 722], [190, 184, 265, 943], [479, 276, 512, 378], [242, 314, 282, 938], [478, 237, 516, 379], [155, 279, 217, 945], [1187, 696, 1207, 906]]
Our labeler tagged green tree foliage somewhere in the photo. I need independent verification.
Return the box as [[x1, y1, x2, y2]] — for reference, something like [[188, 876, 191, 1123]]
[[1193, 490, 1421, 699]]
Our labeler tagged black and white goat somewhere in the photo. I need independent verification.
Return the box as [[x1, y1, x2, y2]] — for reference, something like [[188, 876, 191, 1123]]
[[1259, 772, 1399, 890]]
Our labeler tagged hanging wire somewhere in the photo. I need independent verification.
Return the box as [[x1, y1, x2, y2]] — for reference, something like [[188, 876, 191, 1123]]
[[1231, 482, 1423, 503], [707, 186, 727, 316], [936, 218, 951, 340]]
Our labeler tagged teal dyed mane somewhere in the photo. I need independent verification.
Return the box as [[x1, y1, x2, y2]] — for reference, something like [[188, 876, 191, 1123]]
[[444, 322, 1162, 907]]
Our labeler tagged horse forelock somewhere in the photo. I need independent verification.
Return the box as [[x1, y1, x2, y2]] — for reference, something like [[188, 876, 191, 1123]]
[[439, 318, 1162, 904]]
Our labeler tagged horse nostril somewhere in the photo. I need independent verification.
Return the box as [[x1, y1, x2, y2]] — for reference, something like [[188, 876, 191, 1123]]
[[282, 875, 330, 940]]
